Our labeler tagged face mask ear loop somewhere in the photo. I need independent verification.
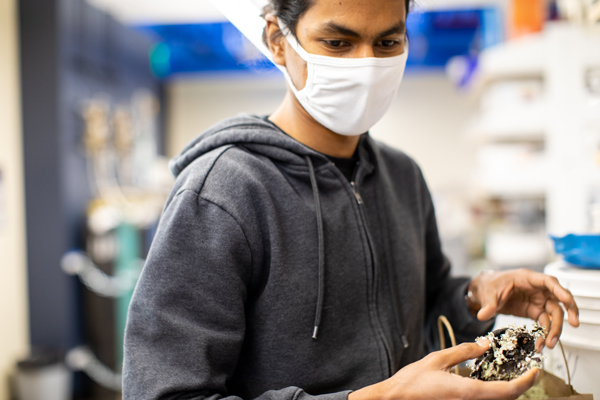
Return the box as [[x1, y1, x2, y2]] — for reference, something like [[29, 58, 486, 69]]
[[270, 19, 293, 75], [277, 18, 294, 48], [277, 18, 308, 60], [276, 18, 312, 96]]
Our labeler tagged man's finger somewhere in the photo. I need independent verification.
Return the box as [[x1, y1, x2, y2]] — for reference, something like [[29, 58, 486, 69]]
[[517, 272, 580, 327], [559, 286, 580, 328], [461, 368, 539, 400], [505, 368, 540, 399], [545, 299, 564, 348], [543, 276, 579, 328], [536, 312, 551, 352], [434, 339, 490, 369]]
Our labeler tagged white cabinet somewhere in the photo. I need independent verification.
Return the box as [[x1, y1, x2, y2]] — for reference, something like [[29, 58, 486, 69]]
[[471, 22, 600, 234]]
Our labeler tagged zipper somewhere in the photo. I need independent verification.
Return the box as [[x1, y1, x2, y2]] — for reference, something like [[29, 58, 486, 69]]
[[350, 182, 364, 205], [349, 178, 394, 377]]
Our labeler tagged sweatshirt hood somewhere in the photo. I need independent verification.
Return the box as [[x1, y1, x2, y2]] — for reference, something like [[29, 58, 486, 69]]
[[169, 113, 330, 178], [169, 113, 357, 340]]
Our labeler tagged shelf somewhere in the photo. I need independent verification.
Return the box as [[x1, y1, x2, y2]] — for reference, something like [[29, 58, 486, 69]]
[[472, 22, 600, 97], [471, 33, 546, 96], [467, 104, 546, 142], [473, 143, 548, 197], [467, 129, 545, 144], [468, 77, 548, 142], [473, 186, 547, 199], [486, 231, 550, 268]]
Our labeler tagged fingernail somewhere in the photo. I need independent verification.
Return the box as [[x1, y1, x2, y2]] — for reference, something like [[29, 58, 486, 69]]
[[477, 338, 490, 347], [534, 370, 540, 380], [551, 337, 558, 347]]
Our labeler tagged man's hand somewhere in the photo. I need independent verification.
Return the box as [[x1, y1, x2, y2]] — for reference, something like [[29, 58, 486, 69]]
[[348, 339, 539, 400], [468, 269, 580, 350]]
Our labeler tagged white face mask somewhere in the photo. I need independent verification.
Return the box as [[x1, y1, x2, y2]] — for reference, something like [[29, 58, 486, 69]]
[[277, 20, 409, 136]]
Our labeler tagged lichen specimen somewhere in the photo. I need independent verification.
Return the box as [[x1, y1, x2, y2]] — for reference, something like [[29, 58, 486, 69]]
[[470, 323, 547, 381], [517, 383, 548, 400]]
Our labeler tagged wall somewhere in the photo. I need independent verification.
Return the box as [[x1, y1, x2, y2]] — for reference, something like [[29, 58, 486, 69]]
[[167, 73, 287, 157], [0, 0, 30, 397], [371, 72, 478, 191], [167, 71, 478, 192]]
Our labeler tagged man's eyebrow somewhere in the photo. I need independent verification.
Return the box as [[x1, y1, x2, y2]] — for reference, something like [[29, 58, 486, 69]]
[[317, 22, 361, 38], [316, 21, 406, 38], [377, 21, 406, 37]]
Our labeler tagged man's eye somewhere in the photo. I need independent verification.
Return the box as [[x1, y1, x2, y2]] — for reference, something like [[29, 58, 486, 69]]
[[379, 40, 400, 47], [324, 40, 346, 47]]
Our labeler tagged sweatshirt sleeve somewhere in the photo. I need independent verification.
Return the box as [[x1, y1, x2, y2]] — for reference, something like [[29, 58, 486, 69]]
[[122, 189, 351, 400], [419, 183, 495, 352]]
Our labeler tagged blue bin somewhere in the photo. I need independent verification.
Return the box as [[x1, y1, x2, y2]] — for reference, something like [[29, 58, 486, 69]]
[[549, 234, 600, 269]]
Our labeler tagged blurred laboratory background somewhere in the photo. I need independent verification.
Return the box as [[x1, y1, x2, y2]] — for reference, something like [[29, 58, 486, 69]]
[[1, 0, 599, 399]]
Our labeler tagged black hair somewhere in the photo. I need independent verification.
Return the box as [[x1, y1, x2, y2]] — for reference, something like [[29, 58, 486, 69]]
[[261, 0, 412, 47]]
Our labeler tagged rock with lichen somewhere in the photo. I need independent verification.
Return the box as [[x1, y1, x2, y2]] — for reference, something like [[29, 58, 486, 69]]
[[470, 323, 547, 381]]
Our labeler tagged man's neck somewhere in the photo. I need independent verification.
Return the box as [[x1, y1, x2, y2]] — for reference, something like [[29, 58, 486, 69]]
[[268, 90, 360, 159]]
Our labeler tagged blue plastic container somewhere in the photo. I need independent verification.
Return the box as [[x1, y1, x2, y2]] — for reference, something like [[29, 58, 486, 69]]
[[549, 234, 600, 269]]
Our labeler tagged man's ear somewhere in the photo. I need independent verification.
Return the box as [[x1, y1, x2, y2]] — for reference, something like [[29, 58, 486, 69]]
[[264, 14, 286, 67]]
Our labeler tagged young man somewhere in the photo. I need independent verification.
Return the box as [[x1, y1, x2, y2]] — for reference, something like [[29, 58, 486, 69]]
[[123, 1, 579, 399]]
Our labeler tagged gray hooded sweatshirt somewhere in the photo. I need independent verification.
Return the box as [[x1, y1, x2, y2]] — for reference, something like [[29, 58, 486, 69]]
[[123, 114, 493, 400]]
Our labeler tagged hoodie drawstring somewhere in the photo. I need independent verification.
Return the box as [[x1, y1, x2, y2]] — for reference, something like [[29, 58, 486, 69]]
[[305, 156, 325, 340]]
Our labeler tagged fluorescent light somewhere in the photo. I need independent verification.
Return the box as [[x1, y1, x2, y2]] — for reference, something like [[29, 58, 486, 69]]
[[86, 0, 227, 24], [415, 0, 504, 11]]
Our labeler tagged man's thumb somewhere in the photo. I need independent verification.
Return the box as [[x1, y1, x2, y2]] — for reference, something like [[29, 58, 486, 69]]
[[436, 339, 490, 369], [477, 302, 498, 321]]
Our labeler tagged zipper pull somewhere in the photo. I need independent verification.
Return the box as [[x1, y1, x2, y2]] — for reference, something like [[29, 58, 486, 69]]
[[350, 182, 364, 205]]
